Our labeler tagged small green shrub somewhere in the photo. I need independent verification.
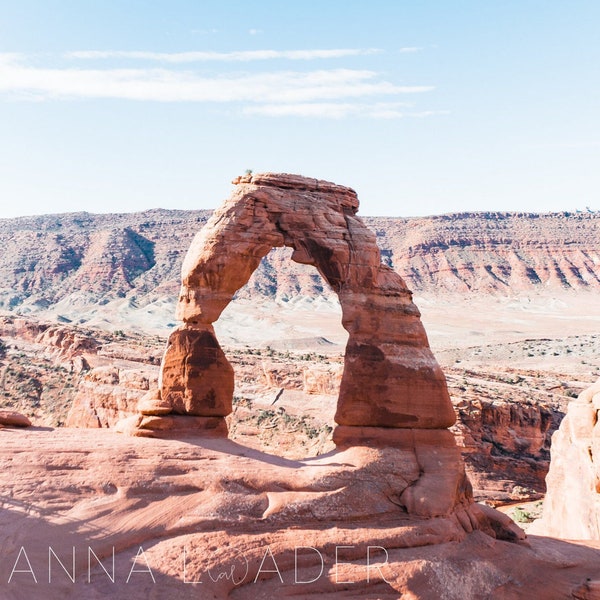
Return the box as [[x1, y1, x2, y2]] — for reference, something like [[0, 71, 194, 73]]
[[511, 507, 533, 523]]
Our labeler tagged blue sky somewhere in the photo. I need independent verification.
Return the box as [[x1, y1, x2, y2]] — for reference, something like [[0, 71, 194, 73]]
[[0, 0, 598, 218]]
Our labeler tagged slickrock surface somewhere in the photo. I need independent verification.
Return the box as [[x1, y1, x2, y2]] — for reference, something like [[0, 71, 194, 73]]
[[0, 428, 599, 600], [161, 173, 455, 430], [533, 378, 600, 539]]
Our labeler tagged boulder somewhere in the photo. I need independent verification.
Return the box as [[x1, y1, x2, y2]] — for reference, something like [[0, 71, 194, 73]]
[[0, 410, 31, 427]]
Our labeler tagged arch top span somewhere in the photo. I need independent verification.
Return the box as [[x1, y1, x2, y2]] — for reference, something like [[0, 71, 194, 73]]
[[159, 172, 455, 437]]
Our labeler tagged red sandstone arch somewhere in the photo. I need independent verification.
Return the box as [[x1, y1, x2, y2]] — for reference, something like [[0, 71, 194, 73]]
[[159, 173, 455, 437]]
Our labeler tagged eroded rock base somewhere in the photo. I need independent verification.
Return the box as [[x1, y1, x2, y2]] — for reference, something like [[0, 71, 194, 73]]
[[115, 413, 228, 439], [0, 429, 597, 600]]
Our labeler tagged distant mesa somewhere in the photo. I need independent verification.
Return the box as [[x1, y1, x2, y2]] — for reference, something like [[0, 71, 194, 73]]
[[263, 336, 336, 351], [0, 189, 598, 323]]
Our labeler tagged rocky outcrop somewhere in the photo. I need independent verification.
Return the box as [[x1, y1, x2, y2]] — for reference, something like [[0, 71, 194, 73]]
[[159, 173, 455, 434], [0, 409, 31, 427], [0, 316, 98, 366], [144, 172, 516, 530], [452, 395, 558, 501], [303, 363, 344, 395], [533, 378, 600, 539], [66, 366, 157, 428]]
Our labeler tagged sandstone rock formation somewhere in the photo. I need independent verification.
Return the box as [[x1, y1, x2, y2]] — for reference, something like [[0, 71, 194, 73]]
[[451, 394, 557, 502], [0, 316, 98, 365], [5, 175, 600, 596], [140, 172, 523, 530], [0, 428, 598, 600], [533, 378, 600, 539], [0, 409, 31, 427], [66, 365, 157, 428], [159, 173, 455, 435]]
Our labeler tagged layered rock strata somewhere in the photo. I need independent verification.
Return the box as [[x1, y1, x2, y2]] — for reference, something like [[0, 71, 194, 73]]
[[1, 209, 598, 323], [156, 172, 455, 435], [66, 366, 157, 428], [452, 394, 557, 502]]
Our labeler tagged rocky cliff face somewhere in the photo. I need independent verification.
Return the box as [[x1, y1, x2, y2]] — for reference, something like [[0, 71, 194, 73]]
[[371, 211, 600, 293], [451, 393, 559, 502], [0, 209, 209, 316], [1, 208, 598, 327], [66, 365, 157, 429]]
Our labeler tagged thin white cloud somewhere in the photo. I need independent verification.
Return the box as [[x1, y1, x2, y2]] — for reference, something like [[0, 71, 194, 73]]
[[399, 47, 423, 53], [526, 141, 600, 150], [0, 52, 23, 64], [191, 28, 219, 35], [244, 102, 448, 119], [65, 48, 382, 63], [0, 55, 433, 104], [248, 29, 263, 36], [245, 102, 363, 119]]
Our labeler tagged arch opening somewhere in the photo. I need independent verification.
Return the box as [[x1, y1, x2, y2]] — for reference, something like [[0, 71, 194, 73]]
[[214, 246, 347, 457]]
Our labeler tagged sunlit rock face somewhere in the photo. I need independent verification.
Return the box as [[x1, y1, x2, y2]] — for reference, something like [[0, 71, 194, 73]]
[[534, 378, 600, 539], [161, 172, 455, 431]]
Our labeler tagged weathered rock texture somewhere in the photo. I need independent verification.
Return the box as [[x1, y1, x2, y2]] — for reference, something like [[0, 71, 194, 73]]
[[0, 409, 31, 427], [0, 316, 98, 365], [143, 173, 496, 528], [534, 378, 600, 539], [370, 211, 600, 293], [451, 393, 558, 502], [0, 429, 598, 600], [66, 366, 157, 428], [160, 173, 455, 432], [1, 209, 598, 326]]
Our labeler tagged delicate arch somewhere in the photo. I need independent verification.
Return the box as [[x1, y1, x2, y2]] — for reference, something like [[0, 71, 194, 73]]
[[159, 173, 455, 437]]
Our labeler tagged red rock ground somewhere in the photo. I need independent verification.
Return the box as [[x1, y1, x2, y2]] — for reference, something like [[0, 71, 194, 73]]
[[1, 428, 599, 599]]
